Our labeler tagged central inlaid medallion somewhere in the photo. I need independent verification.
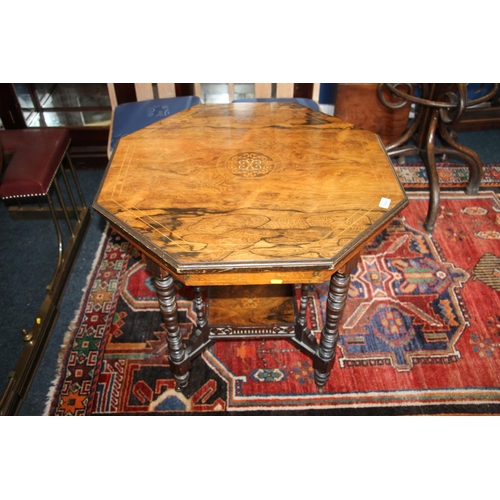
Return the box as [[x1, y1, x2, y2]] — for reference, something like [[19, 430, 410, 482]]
[[226, 152, 275, 178]]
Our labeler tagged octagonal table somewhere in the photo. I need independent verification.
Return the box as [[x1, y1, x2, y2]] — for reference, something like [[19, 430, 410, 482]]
[[93, 102, 408, 392]]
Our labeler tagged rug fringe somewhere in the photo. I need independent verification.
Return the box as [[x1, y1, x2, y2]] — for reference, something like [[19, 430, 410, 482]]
[[43, 224, 110, 415]]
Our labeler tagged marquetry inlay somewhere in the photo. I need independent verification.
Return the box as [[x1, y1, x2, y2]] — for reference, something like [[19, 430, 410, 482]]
[[94, 103, 408, 278], [209, 325, 296, 336], [226, 152, 276, 178]]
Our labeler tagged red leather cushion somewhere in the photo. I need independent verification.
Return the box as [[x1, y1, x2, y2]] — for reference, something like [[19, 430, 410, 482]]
[[0, 128, 70, 199]]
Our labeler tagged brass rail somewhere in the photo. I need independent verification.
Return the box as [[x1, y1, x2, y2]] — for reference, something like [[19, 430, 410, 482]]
[[0, 157, 91, 416]]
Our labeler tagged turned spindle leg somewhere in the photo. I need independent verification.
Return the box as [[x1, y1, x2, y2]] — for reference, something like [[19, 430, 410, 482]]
[[150, 267, 190, 391], [314, 269, 351, 392], [297, 284, 310, 329], [188, 286, 209, 349], [193, 286, 207, 331]]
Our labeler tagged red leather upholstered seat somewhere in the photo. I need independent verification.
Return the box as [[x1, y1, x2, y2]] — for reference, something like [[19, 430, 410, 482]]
[[0, 128, 71, 199]]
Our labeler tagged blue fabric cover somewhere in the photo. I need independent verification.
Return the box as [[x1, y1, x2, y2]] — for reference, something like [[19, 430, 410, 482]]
[[232, 97, 320, 111], [110, 96, 202, 153], [467, 83, 499, 101]]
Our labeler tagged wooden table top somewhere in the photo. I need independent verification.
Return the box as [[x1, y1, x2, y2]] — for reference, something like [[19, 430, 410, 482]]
[[94, 103, 408, 284]]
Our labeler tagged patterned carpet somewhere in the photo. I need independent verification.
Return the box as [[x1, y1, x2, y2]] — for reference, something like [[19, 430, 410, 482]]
[[45, 191, 500, 415], [395, 162, 500, 189]]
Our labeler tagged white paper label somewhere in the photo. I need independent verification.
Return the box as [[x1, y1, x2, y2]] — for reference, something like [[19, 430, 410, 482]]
[[379, 197, 391, 209]]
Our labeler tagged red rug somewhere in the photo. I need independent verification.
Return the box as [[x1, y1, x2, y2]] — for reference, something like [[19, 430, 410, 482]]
[[45, 191, 500, 415]]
